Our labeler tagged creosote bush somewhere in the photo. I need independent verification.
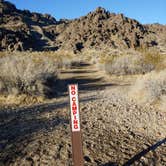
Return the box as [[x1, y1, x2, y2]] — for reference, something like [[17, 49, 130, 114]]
[[0, 54, 59, 98]]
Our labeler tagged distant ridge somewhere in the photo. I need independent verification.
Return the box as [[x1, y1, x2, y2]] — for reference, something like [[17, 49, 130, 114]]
[[0, 0, 165, 52]]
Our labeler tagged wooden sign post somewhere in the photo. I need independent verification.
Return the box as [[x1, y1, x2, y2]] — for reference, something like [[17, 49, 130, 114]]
[[68, 84, 84, 166]]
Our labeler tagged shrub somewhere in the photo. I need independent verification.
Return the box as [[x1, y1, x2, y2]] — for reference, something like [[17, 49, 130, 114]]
[[104, 54, 154, 75], [96, 48, 165, 75], [140, 49, 164, 70], [129, 69, 166, 105], [10, 50, 74, 69], [0, 52, 8, 58], [0, 54, 59, 98]]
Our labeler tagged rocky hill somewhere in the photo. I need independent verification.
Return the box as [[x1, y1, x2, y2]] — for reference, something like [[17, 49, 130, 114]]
[[0, 0, 165, 52], [146, 24, 166, 53], [0, 0, 57, 51]]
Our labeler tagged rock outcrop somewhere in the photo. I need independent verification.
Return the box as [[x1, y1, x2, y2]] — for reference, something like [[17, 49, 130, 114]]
[[52, 7, 156, 52], [146, 23, 166, 53], [0, 0, 165, 52]]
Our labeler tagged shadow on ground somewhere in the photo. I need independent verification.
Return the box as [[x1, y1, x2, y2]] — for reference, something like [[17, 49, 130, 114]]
[[123, 137, 166, 166], [56, 76, 119, 97], [0, 95, 98, 164], [101, 162, 118, 166], [100, 138, 166, 166]]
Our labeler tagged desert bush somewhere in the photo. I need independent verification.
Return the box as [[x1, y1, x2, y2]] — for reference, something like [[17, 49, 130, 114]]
[[10, 50, 75, 70], [42, 50, 75, 69], [0, 51, 8, 58], [140, 48, 165, 70], [0, 54, 59, 98], [80, 49, 97, 63], [104, 54, 154, 75], [81, 48, 122, 65], [129, 69, 166, 105], [96, 48, 165, 75]]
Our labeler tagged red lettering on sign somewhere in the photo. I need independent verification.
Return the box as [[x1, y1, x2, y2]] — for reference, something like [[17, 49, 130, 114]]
[[72, 97, 76, 101], [73, 119, 78, 124], [69, 84, 80, 132], [74, 124, 78, 129], [72, 101, 77, 106], [71, 91, 76, 95], [72, 104, 77, 109], [71, 85, 76, 91], [73, 110, 77, 115]]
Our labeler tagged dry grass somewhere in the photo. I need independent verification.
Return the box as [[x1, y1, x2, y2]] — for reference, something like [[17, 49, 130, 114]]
[[0, 94, 45, 106], [105, 54, 153, 75], [0, 50, 76, 104], [0, 54, 60, 98], [0, 50, 75, 105], [0, 51, 8, 58], [9, 50, 75, 69], [129, 69, 166, 110], [94, 48, 166, 75], [139, 48, 165, 70]]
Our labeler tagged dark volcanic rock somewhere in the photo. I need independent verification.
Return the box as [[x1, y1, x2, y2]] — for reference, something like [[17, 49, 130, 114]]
[[0, 0, 57, 51], [0, 0, 16, 14], [0, 28, 36, 51], [0, 1, 164, 52]]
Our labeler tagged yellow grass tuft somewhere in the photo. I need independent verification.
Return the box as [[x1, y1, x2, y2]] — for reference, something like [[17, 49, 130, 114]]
[[0, 94, 45, 106], [129, 69, 166, 110]]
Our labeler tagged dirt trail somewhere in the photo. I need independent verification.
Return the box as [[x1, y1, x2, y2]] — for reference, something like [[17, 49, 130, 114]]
[[0, 61, 165, 166], [59, 62, 114, 92]]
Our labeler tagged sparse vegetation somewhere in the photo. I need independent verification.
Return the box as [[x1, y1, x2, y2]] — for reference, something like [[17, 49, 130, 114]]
[[10, 51, 75, 69], [95, 48, 166, 75], [104, 54, 155, 75], [0, 0, 166, 165], [139, 48, 165, 70], [0, 54, 60, 98], [0, 50, 75, 104], [129, 69, 166, 108]]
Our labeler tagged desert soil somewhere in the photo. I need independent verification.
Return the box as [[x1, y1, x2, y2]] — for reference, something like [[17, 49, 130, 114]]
[[0, 62, 165, 166]]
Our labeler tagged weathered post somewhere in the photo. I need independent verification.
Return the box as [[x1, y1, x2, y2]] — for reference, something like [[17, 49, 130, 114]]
[[68, 84, 84, 166]]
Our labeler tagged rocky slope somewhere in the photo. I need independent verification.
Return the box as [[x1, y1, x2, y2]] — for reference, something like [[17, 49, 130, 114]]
[[51, 7, 156, 52], [0, 0, 57, 51], [146, 24, 166, 53], [0, 0, 165, 52]]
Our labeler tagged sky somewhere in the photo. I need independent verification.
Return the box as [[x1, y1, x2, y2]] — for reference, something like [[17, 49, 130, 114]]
[[7, 0, 166, 24]]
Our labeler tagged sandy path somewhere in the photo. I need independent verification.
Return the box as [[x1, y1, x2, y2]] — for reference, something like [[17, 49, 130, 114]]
[[0, 62, 165, 166]]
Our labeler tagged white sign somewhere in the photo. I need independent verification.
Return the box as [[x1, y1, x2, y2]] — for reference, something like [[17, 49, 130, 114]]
[[69, 84, 81, 132]]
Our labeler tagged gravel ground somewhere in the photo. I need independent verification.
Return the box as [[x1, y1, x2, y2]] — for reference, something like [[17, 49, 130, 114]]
[[0, 63, 165, 166]]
